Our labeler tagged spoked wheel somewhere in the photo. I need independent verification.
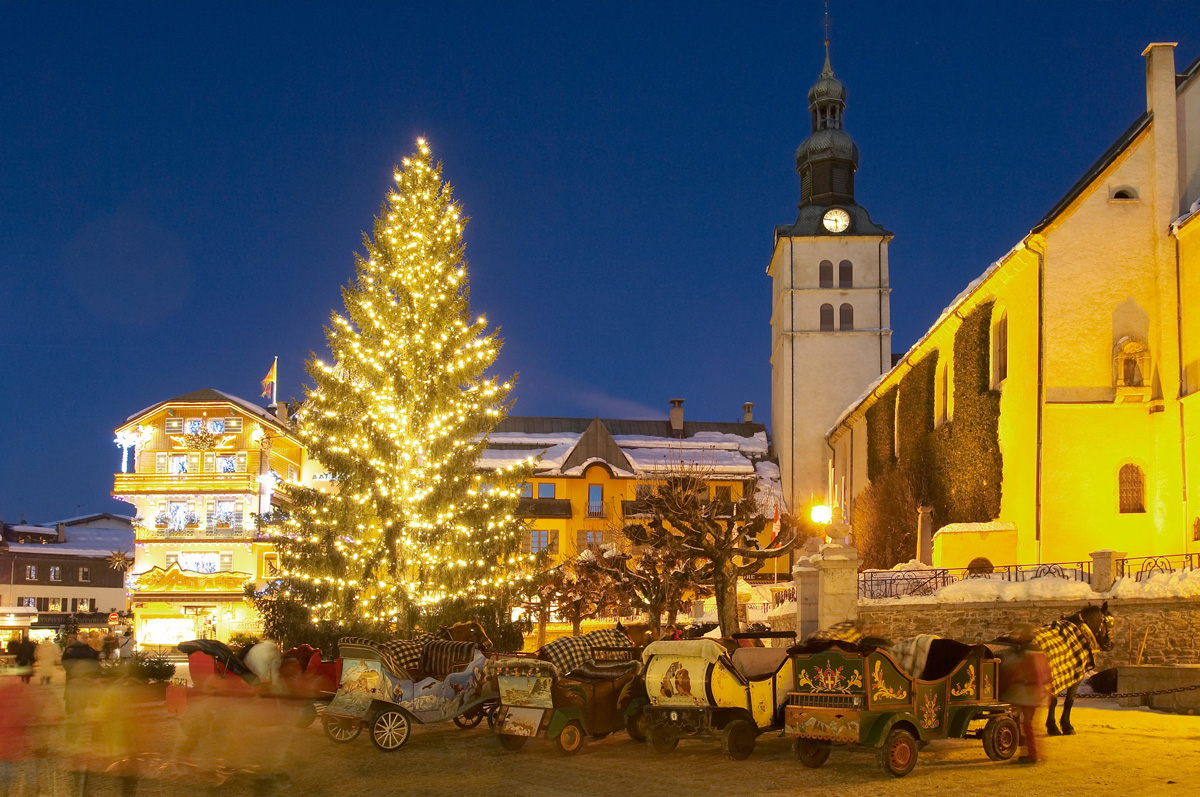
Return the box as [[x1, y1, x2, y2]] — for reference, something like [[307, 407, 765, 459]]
[[453, 707, 485, 729], [878, 728, 919, 777], [322, 714, 361, 744], [370, 709, 411, 752], [721, 718, 757, 761], [648, 725, 678, 754], [498, 733, 528, 751], [486, 703, 500, 731], [793, 737, 831, 768], [555, 721, 586, 756], [982, 715, 1019, 761], [625, 708, 648, 743]]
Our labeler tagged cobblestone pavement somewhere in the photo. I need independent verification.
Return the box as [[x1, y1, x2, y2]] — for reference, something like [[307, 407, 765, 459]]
[[4, 688, 1199, 797]]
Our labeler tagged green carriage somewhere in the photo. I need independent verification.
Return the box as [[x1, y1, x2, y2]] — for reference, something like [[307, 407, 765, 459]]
[[784, 639, 1019, 777]]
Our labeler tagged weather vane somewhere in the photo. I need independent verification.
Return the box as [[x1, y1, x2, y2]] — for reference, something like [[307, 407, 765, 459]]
[[822, 0, 832, 52]]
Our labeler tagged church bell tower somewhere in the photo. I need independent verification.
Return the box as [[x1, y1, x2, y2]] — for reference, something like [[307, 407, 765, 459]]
[[768, 42, 893, 519]]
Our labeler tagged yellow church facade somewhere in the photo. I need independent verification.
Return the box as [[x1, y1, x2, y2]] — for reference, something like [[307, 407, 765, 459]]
[[827, 43, 1200, 569]]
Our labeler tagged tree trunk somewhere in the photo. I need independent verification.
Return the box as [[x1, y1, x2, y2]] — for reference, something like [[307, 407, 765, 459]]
[[572, 615, 582, 636], [714, 558, 740, 637], [536, 608, 548, 649], [646, 602, 662, 639], [666, 605, 679, 630]]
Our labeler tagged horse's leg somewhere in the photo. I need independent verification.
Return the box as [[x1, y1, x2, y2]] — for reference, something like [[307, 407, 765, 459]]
[[1060, 683, 1078, 735], [1045, 693, 1061, 736]]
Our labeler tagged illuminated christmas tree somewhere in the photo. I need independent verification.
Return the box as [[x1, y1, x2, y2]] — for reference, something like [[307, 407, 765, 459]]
[[273, 140, 533, 630]]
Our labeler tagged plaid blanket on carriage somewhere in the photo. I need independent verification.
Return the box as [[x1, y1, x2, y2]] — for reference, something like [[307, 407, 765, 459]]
[[1033, 619, 1097, 695], [539, 629, 630, 676], [420, 640, 479, 680], [379, 633, 436, 677]]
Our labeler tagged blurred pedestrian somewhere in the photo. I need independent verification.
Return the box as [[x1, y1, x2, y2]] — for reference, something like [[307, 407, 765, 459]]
[[36, 637, 60, 685], [62, 635, 101, 742], [115, 629, 135, 661], [14, 635, 36, 684], [87, 631, 103, 653], [101, 630, 119, 662], [1000, 623, 1051, 765]]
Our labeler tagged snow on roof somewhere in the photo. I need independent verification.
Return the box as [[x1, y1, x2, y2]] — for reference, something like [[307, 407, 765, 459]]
[[610, 430, 768, 454], [39, 513, 133, 528], [562, 457, 635, 478], [485, 432, 581, 446], [125, 388, 290, 433], [9, 525, 55, 535], [3, 526, 133, 559], [932, 522, 1018, 536], [622, 447, 755, 474]]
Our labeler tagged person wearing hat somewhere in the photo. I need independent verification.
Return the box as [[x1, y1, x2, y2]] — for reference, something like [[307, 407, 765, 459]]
[[999, 624, 1051, 764]]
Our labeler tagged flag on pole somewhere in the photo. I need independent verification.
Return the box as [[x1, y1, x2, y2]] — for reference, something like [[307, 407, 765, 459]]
[[261, 357, 277, 400]]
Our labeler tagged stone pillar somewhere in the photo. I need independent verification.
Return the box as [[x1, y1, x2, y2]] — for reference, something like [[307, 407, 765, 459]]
[[794, 554, 820, 642], [1090, 550, 1127, 593], [816, 542, 860, 631], [916, 506, 934, 565]]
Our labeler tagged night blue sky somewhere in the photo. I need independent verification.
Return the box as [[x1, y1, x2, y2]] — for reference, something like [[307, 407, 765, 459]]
[[2, 2, 1196, 523]]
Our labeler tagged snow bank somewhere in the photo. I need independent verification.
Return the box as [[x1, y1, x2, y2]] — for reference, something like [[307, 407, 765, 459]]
[[768, 599, 797, 619], [1109, 568, 1200, 599]]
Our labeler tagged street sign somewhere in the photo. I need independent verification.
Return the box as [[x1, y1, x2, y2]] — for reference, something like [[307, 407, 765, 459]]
[[108, 613, 119, 624]]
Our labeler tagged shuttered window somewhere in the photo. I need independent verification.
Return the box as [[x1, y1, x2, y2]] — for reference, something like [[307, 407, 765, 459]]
[[235, 452, 248, 473], [156, 453, 169, 474]]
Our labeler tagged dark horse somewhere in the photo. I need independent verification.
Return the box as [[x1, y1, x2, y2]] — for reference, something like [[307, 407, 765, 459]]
[[438, 621, 493, 651], [998, 602, 1114, 736]]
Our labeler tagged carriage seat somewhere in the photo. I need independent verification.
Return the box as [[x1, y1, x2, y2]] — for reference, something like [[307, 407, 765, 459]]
[[919, 640, 993, 682], [731, 647, 789, 680], [418, 640, 478, 681], [567, 659, 641, 682]]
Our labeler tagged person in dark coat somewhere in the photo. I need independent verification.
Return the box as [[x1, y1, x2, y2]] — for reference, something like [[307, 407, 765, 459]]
[[1000, 624, 1051, 765], [62, 634, 101, 740], [13, 636, 36, 684]]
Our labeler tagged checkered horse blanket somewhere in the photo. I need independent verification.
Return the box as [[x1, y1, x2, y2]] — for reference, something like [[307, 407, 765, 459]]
[[1033, 619, 1098, 695], [539, 629, 631, 677], [419, 640, 479, 680], [379, 633, 437, 677]]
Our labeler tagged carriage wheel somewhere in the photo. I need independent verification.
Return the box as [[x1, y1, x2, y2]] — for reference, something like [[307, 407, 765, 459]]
[[649, 725, 678, 754], [453, 707, 484, 729], [555, 721, 586, 756], [878, 728, 919, 777], [498, 733, 528, 751], [982, 716, 1019, 761], [292, 701, 318, 729], [793, 738, 831, 768], [486, 703, 500, 731], [322, 715, 361, 743], [625, 708, 648, 743], [370, 710, 411, 751], [721, 718, 757, 761]]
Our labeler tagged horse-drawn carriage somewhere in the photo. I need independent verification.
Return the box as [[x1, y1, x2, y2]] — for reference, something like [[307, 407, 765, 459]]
[[320, 635, 495, 751], [167, 640, 341, 736], [641, 631, 797, 760], [785, 636, 1018, 777], [490, 628, 648, 755]]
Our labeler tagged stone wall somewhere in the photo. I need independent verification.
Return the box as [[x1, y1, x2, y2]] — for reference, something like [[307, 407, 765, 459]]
[[857, 597, 1200, 669]]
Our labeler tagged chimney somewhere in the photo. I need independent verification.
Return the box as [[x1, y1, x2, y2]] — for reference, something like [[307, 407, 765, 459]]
[[668, 398, 685, 434], [743, 402, 754, 423], [275, 401, 289, 423], [56, 523, 66, 543]]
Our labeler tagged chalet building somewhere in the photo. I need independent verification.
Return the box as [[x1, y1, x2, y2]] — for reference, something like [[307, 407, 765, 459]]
[[112, 389, 309, 648], [483, 400, 788, 580], [825, 44, 1200, 569], [0, 513, 132, 639]]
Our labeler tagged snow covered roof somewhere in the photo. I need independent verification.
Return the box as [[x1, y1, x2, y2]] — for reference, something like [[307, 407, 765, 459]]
[[3, 525, 133, 559], [482, 415, 776, 483], [122, 388, 294, 437]]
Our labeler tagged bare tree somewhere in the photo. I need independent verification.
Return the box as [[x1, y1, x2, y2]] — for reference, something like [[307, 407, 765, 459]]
[[585, 535, 709, 638], [628, 457, 795, 637]]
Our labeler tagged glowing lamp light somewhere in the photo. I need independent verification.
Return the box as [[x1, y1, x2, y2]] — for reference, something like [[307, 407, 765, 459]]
[[810, 504, 833, 525]]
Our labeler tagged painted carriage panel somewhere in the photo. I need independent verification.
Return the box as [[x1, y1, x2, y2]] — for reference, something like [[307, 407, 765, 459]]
[[710, 661, 747, 709], [645, 655, 711, 707], [793, 652, 864, 695], [327, 658, 384, 718], [865, 653, 911, 709], [948, 659, 979, 702], [914, 680, 949, 739], [785, 706, 861, 742], [498, 674, 554, 708], [748, 677, 775, 727], [497, 706, 549, 737], [981, 660, 997, 701]]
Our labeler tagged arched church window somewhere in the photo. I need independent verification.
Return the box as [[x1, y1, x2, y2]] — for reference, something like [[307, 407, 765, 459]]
[[819, 261, 833, 288], [839, 260, 853, 288], [839, 303, 854, 331], [1115, 338, 1149, 388], [820, 304, 834, 331], [1118, 464, 1145, 514]]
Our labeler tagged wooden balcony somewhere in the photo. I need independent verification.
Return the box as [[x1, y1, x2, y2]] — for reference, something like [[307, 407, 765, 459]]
[[135, 525, 260, 541], [113, 472, 258, 494]]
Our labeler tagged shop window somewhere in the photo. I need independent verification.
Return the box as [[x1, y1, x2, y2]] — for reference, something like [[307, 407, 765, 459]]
[[1118, 464, 1145, 513], [179, 552, 219, 573], [819, 260, 833, 288], [820, 304, 834, 331]]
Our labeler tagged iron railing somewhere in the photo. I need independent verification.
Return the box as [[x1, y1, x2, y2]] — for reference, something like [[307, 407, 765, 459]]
[[858, 560, 1092, 600], [586, 501, 607, 518], [1115, 553, 1200, 583], [773, 587, 796, 607]]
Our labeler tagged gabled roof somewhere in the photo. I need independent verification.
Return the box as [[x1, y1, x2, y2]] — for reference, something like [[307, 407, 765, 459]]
[[122, 388, 293, 435], [561, 417, 634, 473], [39, 513, 133, 528]]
